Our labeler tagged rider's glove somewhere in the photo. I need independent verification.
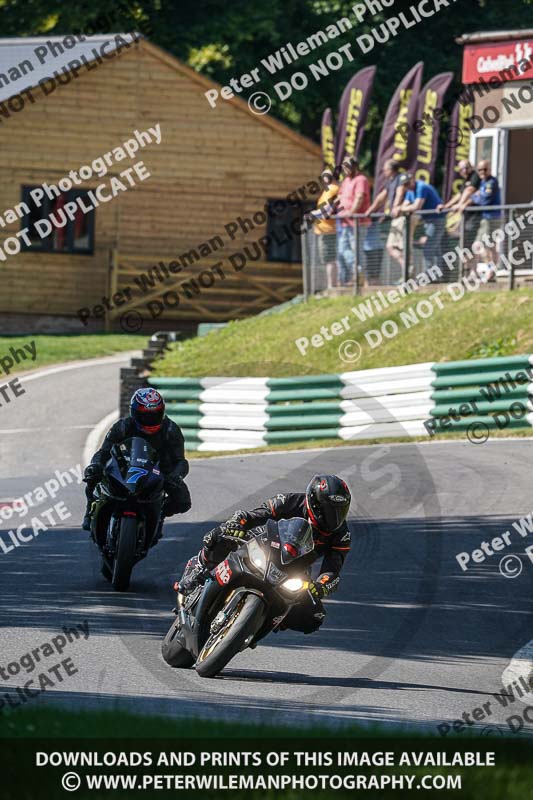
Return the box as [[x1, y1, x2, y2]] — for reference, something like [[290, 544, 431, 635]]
[[83, 463, 103, 483], [309, 581, 326, 600], [164, 472, 184, 489], [309, 574, 338, 600], [222, 511, 248, 539]]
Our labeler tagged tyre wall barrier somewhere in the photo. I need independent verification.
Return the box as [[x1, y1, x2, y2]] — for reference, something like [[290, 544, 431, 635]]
[[148, 356, 533, 451], [428, 354, 533, 436]]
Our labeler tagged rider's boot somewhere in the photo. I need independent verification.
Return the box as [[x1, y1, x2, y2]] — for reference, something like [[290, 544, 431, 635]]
[[151, 516, 164, 547], [176, 550, 211, 595]]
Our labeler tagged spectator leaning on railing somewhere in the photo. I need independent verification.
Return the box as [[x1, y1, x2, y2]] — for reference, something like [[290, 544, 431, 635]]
[[308, 167, 342, 289], [438, 159, 480, 218], [366, 159, 406, 272], [437, 159, 481, 271], [470, 160, 502, 282], [436, 159, 502, 281], [336, 158, 371, 285], [399, 173, 445, 274]]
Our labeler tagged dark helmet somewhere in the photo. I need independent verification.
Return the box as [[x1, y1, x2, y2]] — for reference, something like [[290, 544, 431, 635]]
[[305, 474, 351, 532], [130, 388, 165, 434]]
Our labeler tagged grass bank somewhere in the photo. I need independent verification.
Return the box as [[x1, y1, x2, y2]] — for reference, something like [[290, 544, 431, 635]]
[[0, 334, 145, 374], [155, 289, 533, 377], [1, 706, 316, 739]]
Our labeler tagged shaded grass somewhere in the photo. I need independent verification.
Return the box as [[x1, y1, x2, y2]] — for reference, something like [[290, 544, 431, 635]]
[[0, 704, 519, 740], [1, 706, 326, 739], [154, 289, 533, 377]]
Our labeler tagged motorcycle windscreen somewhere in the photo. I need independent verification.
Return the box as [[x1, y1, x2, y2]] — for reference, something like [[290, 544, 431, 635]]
[[277, 517, 314, 565], [111, 437, 159, 480]]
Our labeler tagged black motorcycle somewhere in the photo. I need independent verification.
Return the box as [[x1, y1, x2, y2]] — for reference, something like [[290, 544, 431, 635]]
[[162, 517, 321, 678], [90, 436, 165, 591]]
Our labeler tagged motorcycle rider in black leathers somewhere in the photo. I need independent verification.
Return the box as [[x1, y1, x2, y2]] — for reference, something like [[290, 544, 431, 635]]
[[82, 388, 191, 532], [177, 474, 351, 634]]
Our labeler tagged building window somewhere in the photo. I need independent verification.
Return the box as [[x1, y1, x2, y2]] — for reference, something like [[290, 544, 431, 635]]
[[266, 199, 315, 262], [21, 186, 95, 254]]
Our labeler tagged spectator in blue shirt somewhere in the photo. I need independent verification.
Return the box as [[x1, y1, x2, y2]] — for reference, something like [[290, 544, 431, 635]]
[[473, 161, 501, 218], [470, 160, 502, 281], [399, 173, 445, 273]]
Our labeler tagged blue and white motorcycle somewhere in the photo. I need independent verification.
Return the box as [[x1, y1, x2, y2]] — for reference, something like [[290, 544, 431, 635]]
[[90, 436, 165, 590]]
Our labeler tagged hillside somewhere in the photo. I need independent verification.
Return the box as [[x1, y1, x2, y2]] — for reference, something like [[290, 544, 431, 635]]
[[154, 289, 533, 377]]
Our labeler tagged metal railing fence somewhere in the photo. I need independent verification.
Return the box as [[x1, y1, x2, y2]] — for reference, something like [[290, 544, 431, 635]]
[[302, 203, 533, 296]]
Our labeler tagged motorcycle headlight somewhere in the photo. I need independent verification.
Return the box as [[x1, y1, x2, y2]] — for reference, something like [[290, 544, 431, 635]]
[[281, 578, 307, 593], [247, 538, 267, 575]]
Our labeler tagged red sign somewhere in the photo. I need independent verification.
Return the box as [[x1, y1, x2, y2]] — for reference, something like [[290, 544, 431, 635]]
[[463, 39, 533, 84]]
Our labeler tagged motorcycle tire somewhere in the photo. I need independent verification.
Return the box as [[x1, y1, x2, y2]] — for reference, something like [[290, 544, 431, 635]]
[[162, 618, 195, 668], [101, 559, 112, 582], [195, 593, 265, 679], [111, 515, 137, 591]]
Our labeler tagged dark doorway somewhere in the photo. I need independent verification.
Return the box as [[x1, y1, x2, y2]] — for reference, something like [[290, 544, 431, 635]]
[[506, 128, 533, 203]]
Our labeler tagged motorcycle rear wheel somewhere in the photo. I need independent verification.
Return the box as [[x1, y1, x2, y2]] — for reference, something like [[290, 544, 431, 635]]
[[195, 593, 265, 678], [111, 516, 137, 591], [162, 618, 195, 668], [101, 559, 112, 582]]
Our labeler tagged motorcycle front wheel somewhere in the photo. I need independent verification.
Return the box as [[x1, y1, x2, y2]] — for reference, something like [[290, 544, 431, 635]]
[[111, 515, 137, 591], [195, 593, 265, 679]]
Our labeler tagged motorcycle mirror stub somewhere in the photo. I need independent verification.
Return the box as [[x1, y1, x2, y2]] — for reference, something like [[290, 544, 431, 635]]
[[266, 562, 284, 584]]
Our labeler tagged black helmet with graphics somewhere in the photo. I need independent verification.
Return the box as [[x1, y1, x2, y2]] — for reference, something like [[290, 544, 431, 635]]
[[305, 474, 351, 533]]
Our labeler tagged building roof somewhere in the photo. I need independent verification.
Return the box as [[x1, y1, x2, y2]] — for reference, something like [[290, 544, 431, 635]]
[[0, 34, 136, 103], [0, 34, 320, 158], [457, 30, 533, 45]]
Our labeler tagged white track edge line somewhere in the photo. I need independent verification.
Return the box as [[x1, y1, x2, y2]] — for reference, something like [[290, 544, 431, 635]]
[[189, 436, 533, 461], [19, 351, 139, 383], [502, 640, 533, 708], [82, 410, 119, 467]]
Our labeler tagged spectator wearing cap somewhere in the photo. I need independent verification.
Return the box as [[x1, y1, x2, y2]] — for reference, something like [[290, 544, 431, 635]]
[[336, 158, 371, 285], [400, 173, 445, 273]]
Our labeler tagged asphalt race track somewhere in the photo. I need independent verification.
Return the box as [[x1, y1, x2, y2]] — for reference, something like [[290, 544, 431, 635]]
[[1, 355, 532, 736]]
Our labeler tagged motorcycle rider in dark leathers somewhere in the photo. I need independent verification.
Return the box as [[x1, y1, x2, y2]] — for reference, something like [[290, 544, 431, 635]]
[[82, 388, 191, 532], [177, 474, 351, 634]]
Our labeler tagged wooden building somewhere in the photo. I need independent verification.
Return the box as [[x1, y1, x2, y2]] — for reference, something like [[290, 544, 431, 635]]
[[0, 34, 322, 332]]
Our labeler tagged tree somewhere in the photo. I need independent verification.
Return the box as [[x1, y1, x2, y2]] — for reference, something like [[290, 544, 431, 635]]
[[1, 0, 531, 173]]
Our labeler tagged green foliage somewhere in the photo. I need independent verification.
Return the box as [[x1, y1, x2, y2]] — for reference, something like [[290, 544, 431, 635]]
[[2, 0, 532, 179], [468, 335, 518, 359], [188, 42, 232, 73]]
